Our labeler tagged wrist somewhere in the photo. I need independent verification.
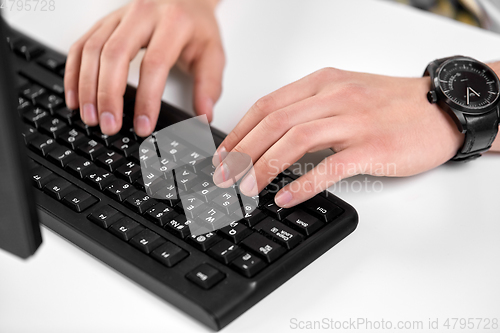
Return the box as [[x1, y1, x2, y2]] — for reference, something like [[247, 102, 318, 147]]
[[488, 61, 500, 152]]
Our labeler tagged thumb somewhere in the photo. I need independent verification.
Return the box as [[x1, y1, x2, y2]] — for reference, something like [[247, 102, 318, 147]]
[[193, 43, 225, 123]]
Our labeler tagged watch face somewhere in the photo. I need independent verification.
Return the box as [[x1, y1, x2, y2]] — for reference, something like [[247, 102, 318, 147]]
[[437, 59, 500, 111]]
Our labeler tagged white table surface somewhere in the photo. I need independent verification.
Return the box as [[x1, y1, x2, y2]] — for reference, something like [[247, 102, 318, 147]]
[[1, 1, 500, 332]]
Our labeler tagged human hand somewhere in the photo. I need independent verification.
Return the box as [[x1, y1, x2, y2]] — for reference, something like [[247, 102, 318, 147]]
[[213, 67, 465, 208], [64, 0, 224, 136]]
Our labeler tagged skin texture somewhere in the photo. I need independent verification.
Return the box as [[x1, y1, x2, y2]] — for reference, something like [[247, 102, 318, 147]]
[[64, 0, 223, 137], [214, 63, 500, 208]]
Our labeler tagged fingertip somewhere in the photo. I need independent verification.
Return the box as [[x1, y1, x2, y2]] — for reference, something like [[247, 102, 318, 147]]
[[275, 189, 293, 208], [195, 95, 214, 123], [65, 90, 78, 110], [100, 111, 120, 135], [82, 103, 98, 126], [134, 115, 152, 137]]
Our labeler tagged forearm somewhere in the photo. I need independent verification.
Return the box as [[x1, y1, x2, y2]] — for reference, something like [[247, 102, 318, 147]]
[[489, 61, 500, 152]]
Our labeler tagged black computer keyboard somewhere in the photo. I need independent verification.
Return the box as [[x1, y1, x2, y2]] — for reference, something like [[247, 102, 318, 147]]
[[5, 26, 358, 330]]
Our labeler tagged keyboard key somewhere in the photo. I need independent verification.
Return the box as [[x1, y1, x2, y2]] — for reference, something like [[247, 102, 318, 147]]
[[284, 210, 324, 236], [91, 130, 121, 147], [241, 233, 286, 263], [36, 53, 65, 72], [263, 201, 294, 220], [115, 161, 141, 183], [77, 139, 105, 160], [31, 166, 56, 189], [111, 136, 139, 157], [175, 168, 198, 191], [194, 207, 229, 232], [86, 169, 116, 190], [43, 178, 75, 200], [66, 157, 97, 178], [88, 205, 123, 228], [130, 230, 166, 254], [59, 129, 86, 149], [55, 107, 78, 125], [302, 196, 344, 223], [21, 124, 38, 144], [241, 207, 266, 227], [153, 182, 179, 207], [230, 252, 267, 278], [161, 140, 186, 162], [13, 39, 44, 60], [17, 96, 32, 113], [145, 203, 178, 227], [207, 239, 244, 264], [180, 195, 206, 219], [29, 135, 57, 156], [124, 191, 157, 214], [20, 64, 64, 94], [23, 106, 50, 127], [47, 146, 76, 167], [74, 119, 93, 135], [151, 242, 188, 267], [62, 189, 98, 212], [213, 190, 241, 215], [186, 264, 225, 290], [95, 149, 125, 172], [109, 217, 144, 241], [21, 83, 46, 103], [187, 232, 222, 252], [258, 189, 274, 206], [35, 94, 64, 113], [39, 116, 67, 138], [219, 220, 252, 244], [104, 179, 137, 202], [164, 216, 192, 239], [254, 218, 304, 250], [191, 180, 219, 202]]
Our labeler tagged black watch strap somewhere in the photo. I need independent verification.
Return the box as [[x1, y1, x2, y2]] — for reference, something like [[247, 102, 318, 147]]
[[452, 107, 499, 162]]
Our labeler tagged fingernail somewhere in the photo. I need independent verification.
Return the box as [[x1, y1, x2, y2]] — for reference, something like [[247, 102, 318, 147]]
[[134, 115, 151, 137], [213, 162, 230, 185], [66, 90, 76, 109], [275, 190, 293, 208], [82, 103, 97, 125], [212, 146, 228, 166], [239, 174, 256, 196], [100, 112, 116, 134]]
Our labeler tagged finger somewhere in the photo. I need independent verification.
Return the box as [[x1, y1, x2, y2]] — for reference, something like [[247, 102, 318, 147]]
[[64, 20, 105, 110], [274, 147, 363, 208], [192, 43, 225, 123], [133, 18, 192, 137], [223, 94, 338, 173], [96, 10, 157, 135], [213, 67, 345, 165], [238, 117, 351, 196], [77, 18, 122, 126]]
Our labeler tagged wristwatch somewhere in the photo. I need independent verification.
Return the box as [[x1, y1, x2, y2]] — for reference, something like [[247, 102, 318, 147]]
[[424, 56, 500, 162]]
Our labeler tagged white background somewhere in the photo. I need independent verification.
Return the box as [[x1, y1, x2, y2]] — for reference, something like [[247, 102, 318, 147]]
[[1, 1, 500, 332]]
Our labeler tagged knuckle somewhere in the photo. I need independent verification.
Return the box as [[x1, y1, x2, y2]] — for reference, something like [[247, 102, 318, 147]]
[[252, 94, 276, 118], [82, 37, 103, 54], [101, 39, 126, 60], [287, 124, 311, 149], [315, 67, 341, 81], [262, 110, 289, 132], [162, 2, 189, 24], [142, 52, 167, 71]]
